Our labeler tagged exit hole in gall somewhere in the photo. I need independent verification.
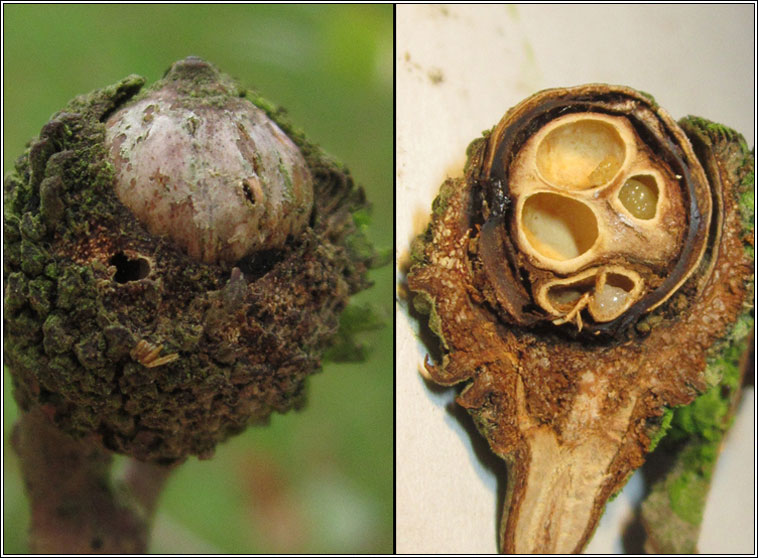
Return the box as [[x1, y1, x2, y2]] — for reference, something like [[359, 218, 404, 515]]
[[110, 252, 151, 283]]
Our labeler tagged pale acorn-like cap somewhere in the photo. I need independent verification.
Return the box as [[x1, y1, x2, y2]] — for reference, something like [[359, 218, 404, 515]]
[[105, 57, 314, 264]]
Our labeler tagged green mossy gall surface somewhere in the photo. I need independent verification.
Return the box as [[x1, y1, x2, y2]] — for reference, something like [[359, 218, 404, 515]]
[[3, 58, 381, 464]]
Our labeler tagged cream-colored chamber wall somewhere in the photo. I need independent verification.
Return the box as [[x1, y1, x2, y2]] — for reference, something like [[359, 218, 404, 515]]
[[395, 4, 754, 554]]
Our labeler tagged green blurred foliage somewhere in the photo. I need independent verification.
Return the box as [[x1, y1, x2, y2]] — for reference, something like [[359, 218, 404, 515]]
[[2, 4, 392, 554]]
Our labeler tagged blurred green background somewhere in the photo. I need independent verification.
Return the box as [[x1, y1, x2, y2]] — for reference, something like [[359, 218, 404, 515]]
[[2, 4, 392, 554]]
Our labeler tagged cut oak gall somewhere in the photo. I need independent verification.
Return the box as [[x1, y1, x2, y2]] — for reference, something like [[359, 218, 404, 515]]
[[495, 105, 692, 326], [408, 84, 753, 553]]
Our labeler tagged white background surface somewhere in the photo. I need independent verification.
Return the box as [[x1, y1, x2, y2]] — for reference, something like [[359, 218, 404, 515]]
[[396, 4, 755, 554]]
